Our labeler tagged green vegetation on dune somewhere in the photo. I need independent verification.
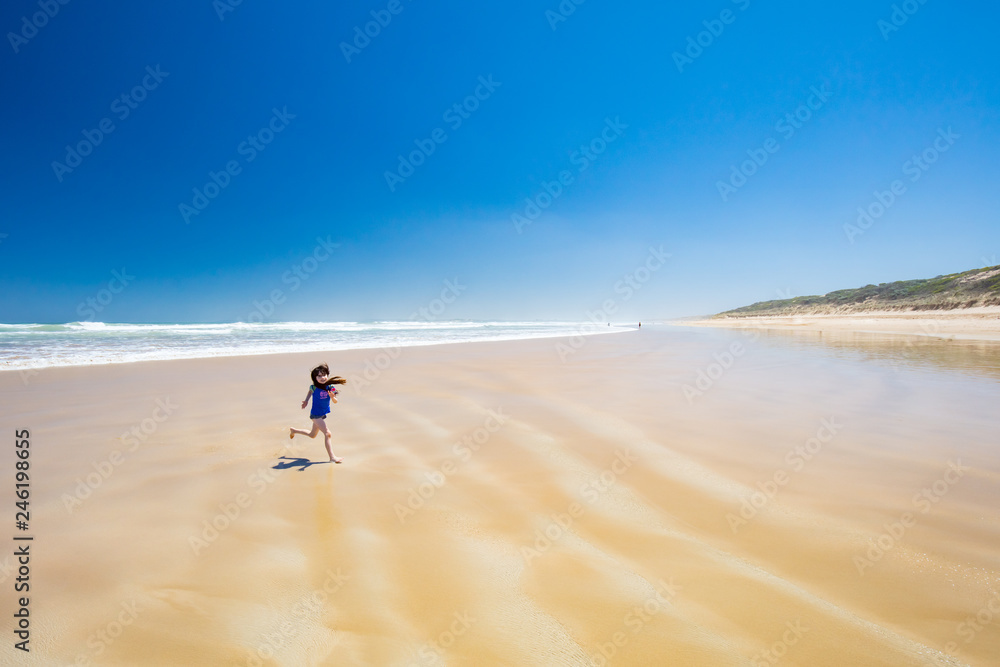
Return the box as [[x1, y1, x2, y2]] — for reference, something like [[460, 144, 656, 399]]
[[715, 265, 1000, 318]]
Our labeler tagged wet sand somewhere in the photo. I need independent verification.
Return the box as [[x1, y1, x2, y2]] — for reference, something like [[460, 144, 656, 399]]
[[2, 327, 999, 666]]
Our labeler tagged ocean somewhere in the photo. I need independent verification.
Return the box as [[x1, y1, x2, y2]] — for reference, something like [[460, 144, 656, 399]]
[[0, 321, 633, 371]]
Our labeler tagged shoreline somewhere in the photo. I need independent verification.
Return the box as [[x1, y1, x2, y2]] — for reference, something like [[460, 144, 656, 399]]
[[0, 325, 635, 374], [678, 306, 1000, 342]]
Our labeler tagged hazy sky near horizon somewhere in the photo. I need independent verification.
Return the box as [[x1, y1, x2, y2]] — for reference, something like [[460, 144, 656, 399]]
[[2, 0, 998, 323]]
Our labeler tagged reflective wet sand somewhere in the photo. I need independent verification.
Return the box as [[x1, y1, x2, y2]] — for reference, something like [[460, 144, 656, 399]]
[[2, 327, 998, 666]]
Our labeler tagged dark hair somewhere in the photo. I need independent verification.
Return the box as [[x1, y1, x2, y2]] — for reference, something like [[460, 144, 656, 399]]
[[311, 363, 347, 390]]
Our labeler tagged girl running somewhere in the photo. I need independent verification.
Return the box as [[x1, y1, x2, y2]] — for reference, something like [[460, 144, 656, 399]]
[[290, 363, 347, 463]]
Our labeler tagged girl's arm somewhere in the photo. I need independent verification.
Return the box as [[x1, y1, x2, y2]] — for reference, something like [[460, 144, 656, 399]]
[[301, 388, 312, 409]]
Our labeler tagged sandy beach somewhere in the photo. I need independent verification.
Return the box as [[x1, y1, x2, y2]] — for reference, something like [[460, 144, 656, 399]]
[[3, 327, 999, 666], [683, 306, 1000, 342]]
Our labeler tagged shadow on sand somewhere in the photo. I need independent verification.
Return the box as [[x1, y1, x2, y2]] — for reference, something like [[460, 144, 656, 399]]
[[273, 456, 330, 472]]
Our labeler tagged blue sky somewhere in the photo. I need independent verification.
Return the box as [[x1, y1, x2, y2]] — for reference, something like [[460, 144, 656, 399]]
[[1, 0, 998, 323]]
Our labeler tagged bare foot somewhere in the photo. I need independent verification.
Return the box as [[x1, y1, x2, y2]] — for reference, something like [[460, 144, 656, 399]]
[[331, 457, 343, 464], [289, 428, 295, 440]]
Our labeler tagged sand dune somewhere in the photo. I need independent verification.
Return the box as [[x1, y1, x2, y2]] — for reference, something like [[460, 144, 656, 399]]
[[2, 327, 999, 665]]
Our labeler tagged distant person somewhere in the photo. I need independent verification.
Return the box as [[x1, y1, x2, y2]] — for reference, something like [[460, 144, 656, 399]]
[[289, 363, 347, 463], [638, 322, 641, 328]]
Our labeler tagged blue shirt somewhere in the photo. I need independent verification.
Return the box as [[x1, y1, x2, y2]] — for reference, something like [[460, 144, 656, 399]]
[[310, 384, 332, 417]]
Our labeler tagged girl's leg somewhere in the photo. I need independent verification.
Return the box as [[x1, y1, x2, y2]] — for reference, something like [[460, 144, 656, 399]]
[[290, 422, 321, 439], [320, 422, 342, 463]]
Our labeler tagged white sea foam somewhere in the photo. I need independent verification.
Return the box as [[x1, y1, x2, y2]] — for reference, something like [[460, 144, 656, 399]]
[[0, 321, 632, 371]]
